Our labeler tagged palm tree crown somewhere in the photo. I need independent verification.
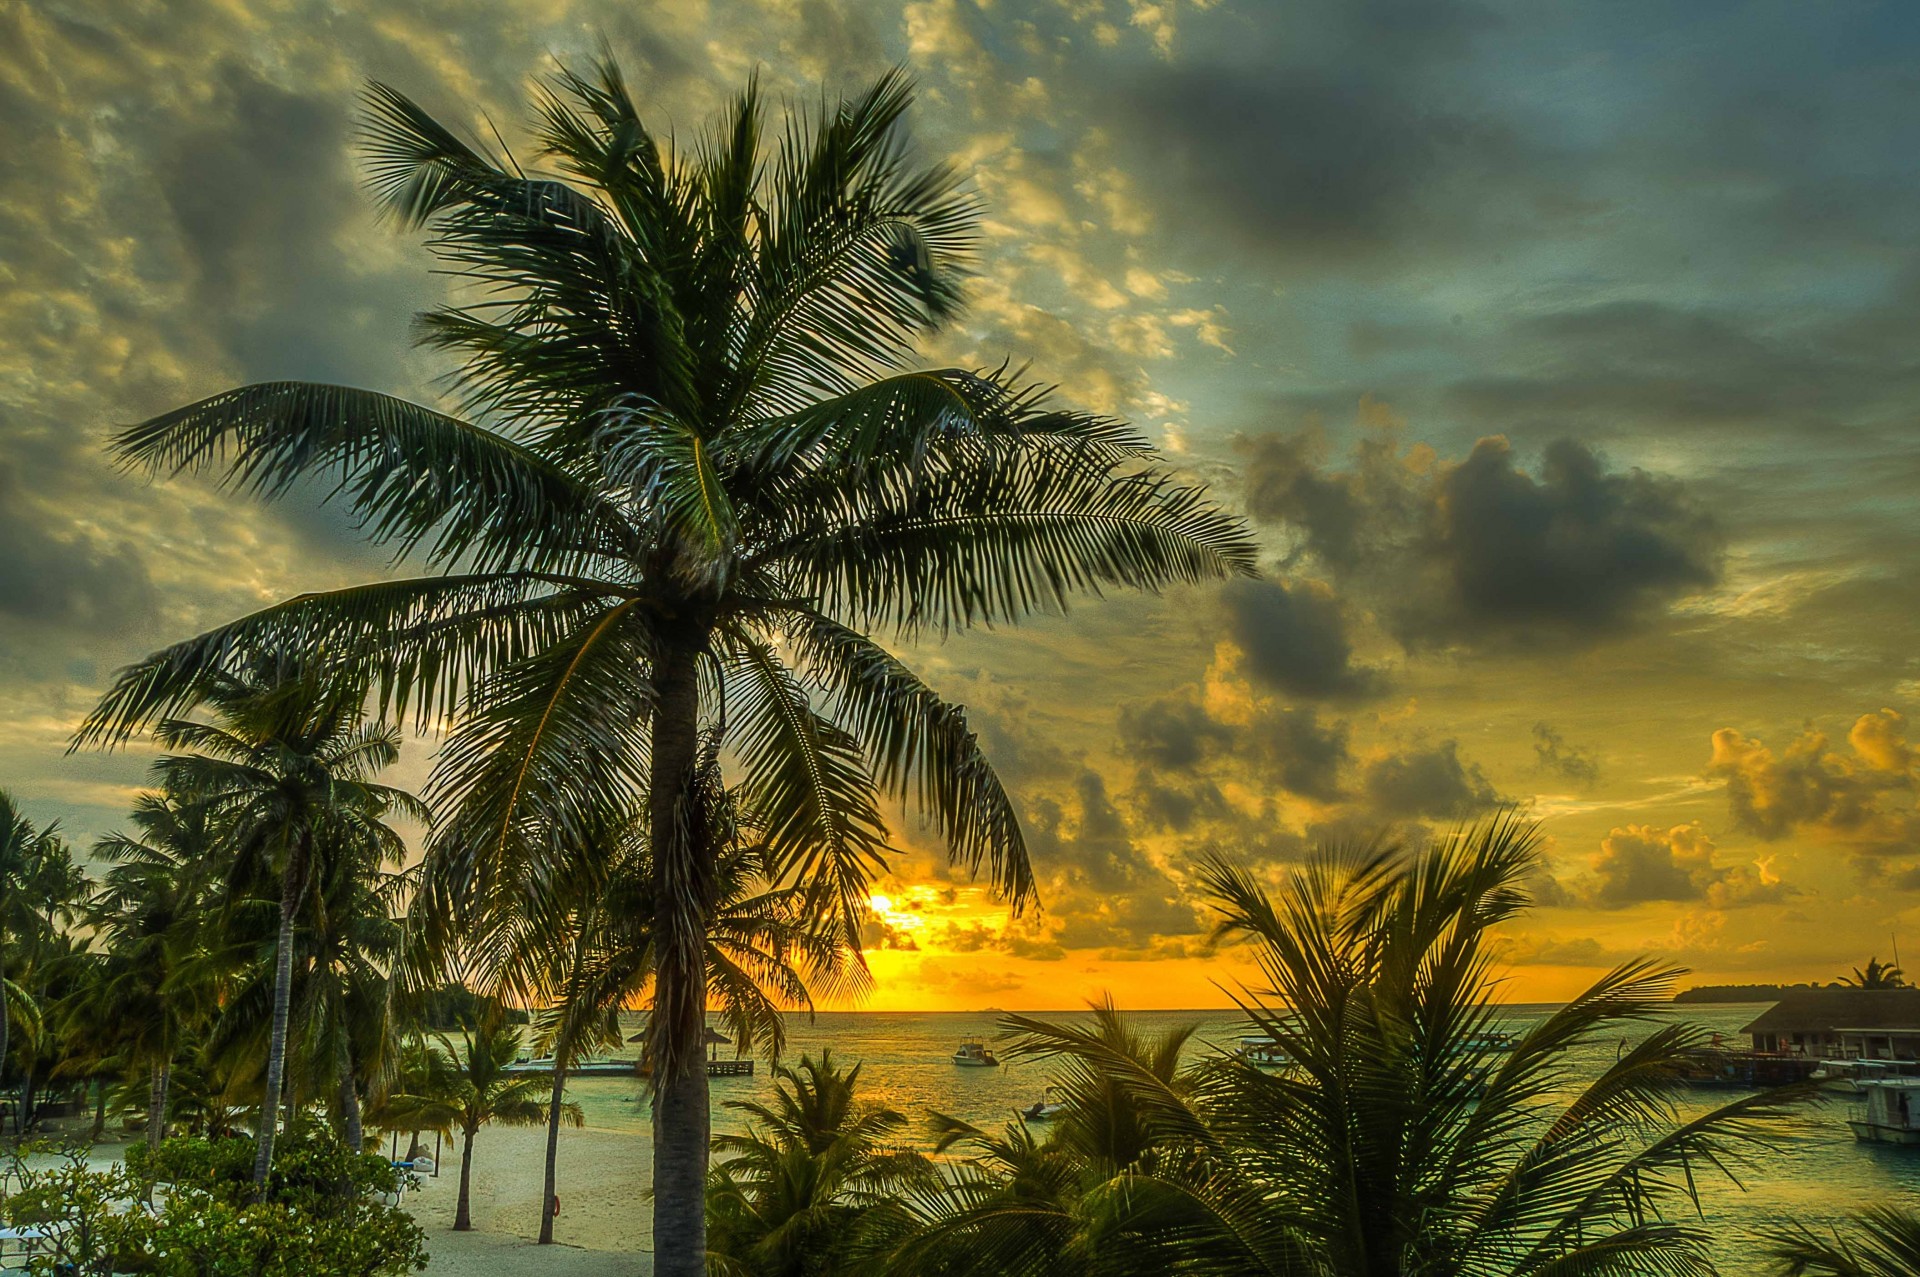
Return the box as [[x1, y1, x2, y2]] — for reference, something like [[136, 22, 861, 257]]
[[74, 61, 1254, 1273]]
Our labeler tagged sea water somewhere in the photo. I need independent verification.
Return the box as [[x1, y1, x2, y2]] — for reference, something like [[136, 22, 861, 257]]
[[551, 1003, 1920, 1262]]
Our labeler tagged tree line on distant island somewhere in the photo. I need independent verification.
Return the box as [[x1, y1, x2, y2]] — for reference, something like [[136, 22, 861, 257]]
[[1676, 958, 1909, 1002], [5, 57, 1920, 1277]]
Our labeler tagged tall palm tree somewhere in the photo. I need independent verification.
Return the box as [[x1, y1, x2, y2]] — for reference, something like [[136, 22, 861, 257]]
[[385, 1007, 571, 1231], [145, 661, 424, 1190], [707, 1050, 921, 1277], [1768, 1203, 1920, 1276], [74, 61, 1255, 1272], [875, 817, 1807, 1277], [0, 793, 69, 1116]]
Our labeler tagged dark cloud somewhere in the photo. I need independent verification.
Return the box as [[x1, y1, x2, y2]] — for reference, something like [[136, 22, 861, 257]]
[[1362, 739, 1499, 820], [1242, 427, 1722, 648], [0, 460, 157, 636], [1117, 692, 1351, 815], [1024, 771, 1202, 950], [1545, 823, 1792, 912], [1709, 711, 1919, 854], [1106, 0, 1571, 269], [1218, 578, 1380, 699], [1532, 722, 1600, 787]]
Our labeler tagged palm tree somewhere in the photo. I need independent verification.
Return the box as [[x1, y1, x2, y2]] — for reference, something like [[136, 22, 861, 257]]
[[1839, 958, 1905, 989], [81, 788, 220, 1149], [876, 817, 1807, 1276], [0, 794, 76, 1125], [385, 1007, 571, 1231], [74, 62, 1255, 1272], [708, 1050, 921, 1277], [145, 661, 424, 1190], [1768, 1203, 1920, 1275]]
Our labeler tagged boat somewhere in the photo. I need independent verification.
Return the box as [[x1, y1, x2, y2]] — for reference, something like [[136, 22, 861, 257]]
[[1237, 1035, 1292, 1069], [1461, 1030, 1519, 1053], [1022, 1088, 1066, 1121], [1673, 1049, 1819, 1089], [952, 1041, 1000, 1067], [1848, 1078, 1920, 1145], [1811, 1058, 1920, 1093]]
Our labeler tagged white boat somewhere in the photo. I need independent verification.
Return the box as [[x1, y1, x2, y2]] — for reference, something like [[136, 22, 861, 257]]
[[952, 1041, 1000, 1067], [1022, 1087, 1066, 1121], [1237, 1035, 1292, 1068], [1847, 1078, 1920, 1145]]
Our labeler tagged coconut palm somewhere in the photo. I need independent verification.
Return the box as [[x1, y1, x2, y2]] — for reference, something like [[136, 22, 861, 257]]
[[1839, 958, 1905, 989], [874, 816, 1807, 1277], [1767, 1203, 1920, 1275], [0, 794, 78, 1121], [144, 660, 424, 1190], [384, 1007, 572, 1231], [74, 61, 1255, 1271], [707, 1050, 921, 1277]]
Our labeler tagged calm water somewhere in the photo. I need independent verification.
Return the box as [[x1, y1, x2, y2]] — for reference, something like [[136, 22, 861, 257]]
[[550, 1002, 1920, 1262]]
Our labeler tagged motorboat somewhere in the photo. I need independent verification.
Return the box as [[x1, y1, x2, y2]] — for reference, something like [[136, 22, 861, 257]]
[[952, 1041, 1000, 1067], [1812, 1058, 1920, 1093], [1237, 1035, 1292, 1069], [1022, 1087, 1067, 1121], [1848, 1078, 1920, 1145]]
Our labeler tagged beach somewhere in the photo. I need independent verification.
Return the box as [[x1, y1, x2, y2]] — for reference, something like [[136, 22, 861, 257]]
[[405, 1124, 654, 1276]]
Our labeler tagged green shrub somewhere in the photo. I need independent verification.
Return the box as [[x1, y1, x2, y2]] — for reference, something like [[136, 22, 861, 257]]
[[3, 1130, 426, 1276]]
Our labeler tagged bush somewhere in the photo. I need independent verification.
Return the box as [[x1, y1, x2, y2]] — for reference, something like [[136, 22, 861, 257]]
[[2, 1129, 427, 1276]]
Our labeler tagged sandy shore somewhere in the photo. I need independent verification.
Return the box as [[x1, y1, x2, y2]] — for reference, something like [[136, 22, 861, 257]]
[[405, 1124, 656, 1275]]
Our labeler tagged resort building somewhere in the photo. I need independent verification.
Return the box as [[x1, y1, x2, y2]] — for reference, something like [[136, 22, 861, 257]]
[[1743, 988, 1920, 1059]]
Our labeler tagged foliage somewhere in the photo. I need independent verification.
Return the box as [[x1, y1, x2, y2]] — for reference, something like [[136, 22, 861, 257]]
[[1, 1129, 426, 1276], [1837, 958, 1906, 989], [859, 816, 1810, 1277], [1766, 1203, 1920, 1276], [707, 1051, 925, 1277]]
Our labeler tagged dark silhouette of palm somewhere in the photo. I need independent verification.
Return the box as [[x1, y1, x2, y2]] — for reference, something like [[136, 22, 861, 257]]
[[74, 61, 1253, 1272]]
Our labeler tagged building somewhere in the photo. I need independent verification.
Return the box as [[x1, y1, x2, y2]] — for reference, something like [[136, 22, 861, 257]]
[[1742, 988, 1920, 1058]]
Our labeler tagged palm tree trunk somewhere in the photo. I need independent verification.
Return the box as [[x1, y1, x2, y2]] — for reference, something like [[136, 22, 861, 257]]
[[147, 1061, 171, 1151], [539, 1066, 564, 1244], [649, 640, 713, 1277], [454, 1126, 477, 1231], [252, 839, 306, 1194], [339, 1071, 364, 1153], [92, 1079, 108, 1142]]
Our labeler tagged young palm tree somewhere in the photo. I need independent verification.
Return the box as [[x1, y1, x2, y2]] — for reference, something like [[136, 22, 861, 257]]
[[1768, 1203, 1920, 1276], [74, 61, 1256, 1271], [385, 1008, 573, 1231], [145, 661, 424, 1190], [875, 817, 1807, 1277], [708, 1050, 922, 1277], [81, 788, 220, 1149]]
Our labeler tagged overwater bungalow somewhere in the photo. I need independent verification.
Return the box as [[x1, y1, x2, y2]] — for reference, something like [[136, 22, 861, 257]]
[[1742, 988, 1920, 1059]]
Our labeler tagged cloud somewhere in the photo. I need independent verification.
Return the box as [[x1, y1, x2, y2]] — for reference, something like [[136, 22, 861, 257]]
[[1217, 577, 1381, 699], [1117, 690, 1351, 814], [1540, 822, 1792, 911], [0, 460, 158, 637], [1708, 710, 1920, 854], [1532, 722, 1600, 787], [1361, 739, 1500, 820], [1240, 425, 1723, 649], [1023, 770, 1203, 950]]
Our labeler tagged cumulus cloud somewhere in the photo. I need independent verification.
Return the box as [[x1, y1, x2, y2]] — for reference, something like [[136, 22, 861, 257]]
[[1708, 710, 1920, 854], [1217, 577, 1382, 699], [1540, 822, 1791, 911], [1361, 739, 1500, 820], [0, 460, 158, 637], [1022, 770, 1202, 952], [1240, 424, 1723, 649], [1117, 689, 1351, 816]]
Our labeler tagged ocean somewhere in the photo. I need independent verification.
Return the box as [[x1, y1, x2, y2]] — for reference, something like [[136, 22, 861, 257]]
[[509, 1002, 1920, 1263]]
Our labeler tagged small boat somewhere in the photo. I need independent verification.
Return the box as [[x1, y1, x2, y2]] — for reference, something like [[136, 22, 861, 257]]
[[1022, 1088, 1066, 1122], [952, 1041, 1000, 1067], [1812, 1058, 1920, 1093], [1461, 1030, 1519, 1053], [1848, 1078, 1920, 1145], [1237, 1035, 1292, 1069]]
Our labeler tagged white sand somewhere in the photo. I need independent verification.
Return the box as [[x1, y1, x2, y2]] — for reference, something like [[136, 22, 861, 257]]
[[405, 1124, 656, 1276]]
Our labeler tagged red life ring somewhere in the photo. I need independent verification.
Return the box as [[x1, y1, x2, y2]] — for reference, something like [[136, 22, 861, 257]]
[[550, 1195, 561, 1218]]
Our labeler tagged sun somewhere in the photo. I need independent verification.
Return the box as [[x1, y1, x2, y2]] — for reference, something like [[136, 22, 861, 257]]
[[868, 894, 895, 914]]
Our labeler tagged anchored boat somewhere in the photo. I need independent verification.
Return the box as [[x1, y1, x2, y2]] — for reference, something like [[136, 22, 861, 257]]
[[1848, 1078, 1920, 1145], [952, 1041, 1000, 1067]]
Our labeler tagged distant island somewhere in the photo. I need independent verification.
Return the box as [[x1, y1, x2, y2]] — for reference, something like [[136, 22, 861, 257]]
[[1675, 982, 1839, 1003]]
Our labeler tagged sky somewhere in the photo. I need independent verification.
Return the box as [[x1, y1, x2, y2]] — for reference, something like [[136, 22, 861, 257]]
[[4, 0, 1920, 1010]]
